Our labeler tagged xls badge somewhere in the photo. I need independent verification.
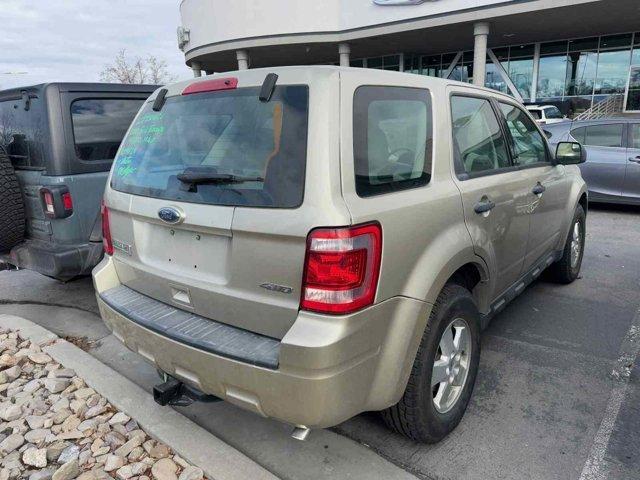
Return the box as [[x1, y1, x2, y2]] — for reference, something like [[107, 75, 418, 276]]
[[112, 239, 132, 256]]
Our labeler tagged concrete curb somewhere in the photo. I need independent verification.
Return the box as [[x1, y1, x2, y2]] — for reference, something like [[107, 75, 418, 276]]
[[0, 314, 279, 480]]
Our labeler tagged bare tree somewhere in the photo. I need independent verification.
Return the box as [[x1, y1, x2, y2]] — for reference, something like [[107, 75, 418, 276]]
[[100, 50, 176, 85]]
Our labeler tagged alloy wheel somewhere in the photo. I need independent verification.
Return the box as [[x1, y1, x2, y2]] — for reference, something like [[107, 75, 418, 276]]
[[432, 318, 472, 414]]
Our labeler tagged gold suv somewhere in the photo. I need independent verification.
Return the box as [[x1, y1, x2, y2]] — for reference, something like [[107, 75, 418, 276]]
[[93, 67, 588, 443]]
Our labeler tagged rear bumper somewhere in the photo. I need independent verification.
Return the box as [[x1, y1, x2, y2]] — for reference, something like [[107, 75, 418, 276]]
[[3, 239, 103, 281], [93, 256, 430, 429]]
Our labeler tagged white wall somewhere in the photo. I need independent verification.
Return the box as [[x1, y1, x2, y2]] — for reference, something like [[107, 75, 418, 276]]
[[180, 0, 520, 52]]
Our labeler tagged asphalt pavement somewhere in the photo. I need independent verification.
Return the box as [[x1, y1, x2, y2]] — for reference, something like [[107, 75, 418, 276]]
[[0, 204, 638, 480]]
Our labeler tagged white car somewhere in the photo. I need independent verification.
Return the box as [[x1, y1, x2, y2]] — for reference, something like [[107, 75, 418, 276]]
[[526, 105, 566, 125]]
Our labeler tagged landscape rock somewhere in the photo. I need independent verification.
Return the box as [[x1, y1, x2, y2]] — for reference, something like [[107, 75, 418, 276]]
[[52, 460, 79, 480], [22, 447, 48, 468], [0, 433, 24, 454], [43, 378, 70, 394], [151, 458, 178, 480], [178, 466, 203, 480], [0, 404, 22, 422], [57, 444, 80, 464], [104, 455, 125, 472]]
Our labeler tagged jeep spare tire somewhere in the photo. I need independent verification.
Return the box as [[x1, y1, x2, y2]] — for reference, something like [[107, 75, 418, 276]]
[[0, 152, 25, 251]]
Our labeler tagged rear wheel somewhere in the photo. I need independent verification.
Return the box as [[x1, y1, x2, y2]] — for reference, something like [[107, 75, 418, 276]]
[[550, 205, 585, 284], [0, 152, 25, 252], [381, 284, 481, 443]]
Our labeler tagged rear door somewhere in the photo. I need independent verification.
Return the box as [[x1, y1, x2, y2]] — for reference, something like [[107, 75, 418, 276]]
[[623, 123, 640, 202], [107, 70, 347, 339], [498, 101, 569, 271], [450, 91, 531, 298], [570, 123, 627, 200]]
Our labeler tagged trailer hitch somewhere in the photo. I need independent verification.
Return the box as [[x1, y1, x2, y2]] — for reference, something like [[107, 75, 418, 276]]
[[153, 376, 221, 407]]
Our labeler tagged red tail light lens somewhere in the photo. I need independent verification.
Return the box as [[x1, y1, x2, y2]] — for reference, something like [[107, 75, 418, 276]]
[[101, 201, 114, 256], [301, 223, 382, 314], [62, 192, 73, 211]]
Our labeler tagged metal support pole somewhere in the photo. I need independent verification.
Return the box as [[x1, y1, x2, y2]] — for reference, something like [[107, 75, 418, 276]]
[[339, 43, 351, 67], [473, 22, 490, 87], [191, 61, 202, 78], [531, 43, 541, 103], [236, 50, 249, 70]]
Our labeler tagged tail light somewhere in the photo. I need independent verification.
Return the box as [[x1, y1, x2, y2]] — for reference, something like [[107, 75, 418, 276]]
[[301, 223, 382, 315], [40, 186, 73, 219], [101, 201, 114, 256]]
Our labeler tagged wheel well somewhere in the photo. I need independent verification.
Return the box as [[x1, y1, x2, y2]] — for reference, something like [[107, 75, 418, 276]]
[[448, 263, 482, 293], [579, 192, 588, 216]]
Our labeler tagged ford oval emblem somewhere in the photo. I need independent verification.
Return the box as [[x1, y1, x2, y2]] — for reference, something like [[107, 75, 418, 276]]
[[158, 207, 184, 225]]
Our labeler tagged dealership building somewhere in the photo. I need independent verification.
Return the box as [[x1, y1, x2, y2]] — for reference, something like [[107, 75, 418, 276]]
[[178, 0, 640, 116]]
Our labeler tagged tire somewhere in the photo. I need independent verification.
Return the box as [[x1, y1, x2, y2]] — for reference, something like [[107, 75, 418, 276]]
[[381, 283, 481, 443], [549, 205, 585, 284], [0, 152, 26, 252]]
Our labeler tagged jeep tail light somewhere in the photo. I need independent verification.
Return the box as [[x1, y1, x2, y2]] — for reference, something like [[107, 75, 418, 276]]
[[101, 201, 114, 256], [62, 192, 73, 211], [42, 190, 55, 215], [301, 223, 382, 314], [40, 186, 73, 219]]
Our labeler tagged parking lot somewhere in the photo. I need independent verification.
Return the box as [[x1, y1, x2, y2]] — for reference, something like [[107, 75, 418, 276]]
[[1, 204, 638, 480]]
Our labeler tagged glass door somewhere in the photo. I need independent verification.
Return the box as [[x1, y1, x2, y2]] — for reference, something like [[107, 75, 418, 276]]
[[624, 65, 640, 112]]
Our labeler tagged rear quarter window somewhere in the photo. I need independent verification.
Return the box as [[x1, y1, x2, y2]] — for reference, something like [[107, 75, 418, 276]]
[[353, 86, 433, 197], [0, 95, 46, 169]]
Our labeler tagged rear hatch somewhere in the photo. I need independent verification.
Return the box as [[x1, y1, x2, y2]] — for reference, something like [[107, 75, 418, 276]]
[[105, 69, 348, 339]]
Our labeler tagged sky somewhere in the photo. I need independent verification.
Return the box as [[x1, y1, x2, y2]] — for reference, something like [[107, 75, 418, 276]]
[[0, 0, 191, 90]]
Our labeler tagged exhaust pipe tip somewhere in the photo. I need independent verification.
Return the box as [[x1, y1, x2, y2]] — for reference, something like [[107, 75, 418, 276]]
[[291, 426, 311, 441]]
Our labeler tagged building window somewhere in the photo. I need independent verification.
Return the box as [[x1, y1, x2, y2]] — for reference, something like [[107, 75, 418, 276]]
[[594, 48, 632, 95], [366, 55, 401, 71], [537, 41, 569, 101], [508, 44, 535, 100]]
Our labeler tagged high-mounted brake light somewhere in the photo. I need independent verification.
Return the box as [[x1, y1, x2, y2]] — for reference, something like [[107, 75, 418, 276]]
[[101, 201, 114, 256], [301, 223, 382, 315], [182, 78, 238, 95]]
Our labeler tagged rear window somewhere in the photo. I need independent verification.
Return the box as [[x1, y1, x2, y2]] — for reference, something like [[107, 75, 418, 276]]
[[572, 124, 623, 148], [353, 86, 432, 197], [528, 109, 542, 120], [544, 106, 563, 119], [110, 86, 309, 208], [71, 99, 145, 162]]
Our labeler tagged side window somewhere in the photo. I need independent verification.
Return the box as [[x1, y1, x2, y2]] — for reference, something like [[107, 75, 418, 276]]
[[353, 86, 432, 197], [450, 96, 510, 176], [499, 103, 548, 166], [571, 127, 586, 144], [583, 124, 624, 148], [71, 98, 145, 162], [0, 96, 46, 169]]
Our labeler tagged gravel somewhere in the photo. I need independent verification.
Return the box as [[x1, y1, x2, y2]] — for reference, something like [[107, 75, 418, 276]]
[[0, 328, 207, 480]]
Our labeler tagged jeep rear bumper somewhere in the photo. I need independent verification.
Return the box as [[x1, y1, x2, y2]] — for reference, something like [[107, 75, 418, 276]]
[[93, 256, 430, 429], [3, 239, 103, 281]]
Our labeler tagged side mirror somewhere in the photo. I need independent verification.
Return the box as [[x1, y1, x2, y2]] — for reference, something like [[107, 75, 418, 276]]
[[555, 141, 586, 165]]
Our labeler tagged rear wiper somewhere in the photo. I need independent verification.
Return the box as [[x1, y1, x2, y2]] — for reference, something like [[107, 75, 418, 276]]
[[177, 169, 264, 192]]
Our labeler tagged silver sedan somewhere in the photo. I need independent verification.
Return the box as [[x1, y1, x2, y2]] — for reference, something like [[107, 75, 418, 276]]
[[545, 118, 640, 205]]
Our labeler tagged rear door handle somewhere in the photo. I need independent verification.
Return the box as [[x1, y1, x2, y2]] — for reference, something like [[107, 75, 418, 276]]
[[629, 156, 640, 164], [532, 183, 546, 195], [474, 198, 496, 214]]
